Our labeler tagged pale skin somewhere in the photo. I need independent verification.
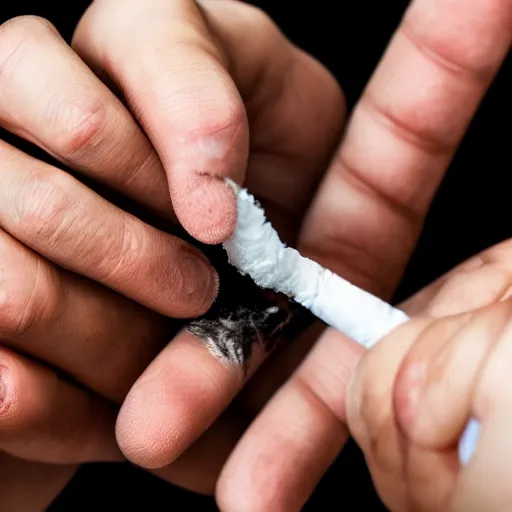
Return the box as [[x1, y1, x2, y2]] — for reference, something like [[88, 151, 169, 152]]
[[0, 0, 511, 510]]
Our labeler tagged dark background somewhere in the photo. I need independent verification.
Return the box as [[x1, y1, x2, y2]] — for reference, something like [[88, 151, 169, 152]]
[[1, 1, 510, 510]]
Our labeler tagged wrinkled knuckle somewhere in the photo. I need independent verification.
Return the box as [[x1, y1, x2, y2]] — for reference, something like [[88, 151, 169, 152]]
[[0, 281, 33, 338], [190, 98, 246, 142], [0, 16, 56, 78], [97, 221, 144, 283], [55, 98, 107, 159], [0, 260, 59, 339], [16, 172, 76, 248]]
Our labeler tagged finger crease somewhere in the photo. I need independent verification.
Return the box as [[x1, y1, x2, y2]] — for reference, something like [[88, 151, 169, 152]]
[[362, 92, 455, 156], [338, 155, 425, 229], [401, 21, 493, 83], [294, 373, 347, 427]]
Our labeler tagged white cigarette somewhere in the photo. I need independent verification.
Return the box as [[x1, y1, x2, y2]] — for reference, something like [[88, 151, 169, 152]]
[[223, 179, 409, 348], [223, 179, 479, 465]]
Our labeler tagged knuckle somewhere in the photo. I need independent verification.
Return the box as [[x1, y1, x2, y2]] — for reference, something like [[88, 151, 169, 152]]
[[185, 97, 246, 143], [96, 220, 144, 283], [0, 281, 33, 338], [205, 100, 246, 138], [54, 98, 107, 158], [0, 257, 59, 338], [15, 171, 77, 248]]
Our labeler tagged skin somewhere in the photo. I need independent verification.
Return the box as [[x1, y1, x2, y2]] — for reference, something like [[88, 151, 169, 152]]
[[0, 0, 342, 505], [0, 0, 510, 509]]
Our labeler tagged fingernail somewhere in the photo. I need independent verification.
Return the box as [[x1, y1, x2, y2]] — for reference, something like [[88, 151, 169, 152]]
[[183, 248, 219, 310]]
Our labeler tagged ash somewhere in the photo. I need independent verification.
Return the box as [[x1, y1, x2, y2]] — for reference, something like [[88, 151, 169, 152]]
[[187, 244, 314, 372]]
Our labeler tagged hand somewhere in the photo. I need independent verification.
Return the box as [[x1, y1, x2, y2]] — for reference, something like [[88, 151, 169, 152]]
[[0, 7, 221, 502], [0, 0, 343, 501], [211, 0, 512, 509], [70, 0, 344, 473], [343, 241, 512, 511]]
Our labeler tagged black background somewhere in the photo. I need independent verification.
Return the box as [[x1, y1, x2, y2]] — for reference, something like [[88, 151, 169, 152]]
[[0, 1, 510, 510]]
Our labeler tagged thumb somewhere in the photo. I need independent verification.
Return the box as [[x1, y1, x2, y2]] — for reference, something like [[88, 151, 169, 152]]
[[74, 0, 249, 244]]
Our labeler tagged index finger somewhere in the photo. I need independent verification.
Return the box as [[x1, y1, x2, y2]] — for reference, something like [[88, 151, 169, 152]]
[[300, 0, 512, 298]]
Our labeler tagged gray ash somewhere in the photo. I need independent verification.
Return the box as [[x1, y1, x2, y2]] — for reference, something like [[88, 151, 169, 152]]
[[188, 243, 314, 372]]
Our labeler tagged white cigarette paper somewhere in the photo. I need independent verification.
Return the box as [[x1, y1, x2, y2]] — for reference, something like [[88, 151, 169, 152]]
[[223, 179, 409, 348], [222, 179, 478, 465]]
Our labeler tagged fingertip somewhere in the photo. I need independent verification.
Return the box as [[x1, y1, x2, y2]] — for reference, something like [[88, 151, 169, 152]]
[[167, 108, 247, 244], [115, 392, 175, 469], [116, 330, 239, 469], [172, 173, 239, 245]]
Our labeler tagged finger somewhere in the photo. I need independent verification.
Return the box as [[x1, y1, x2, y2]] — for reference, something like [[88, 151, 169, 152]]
[[215, 241, 512, 511], [116, 275, 313, 469], [452, 318, 512, 511], [236, 321, 327, 418], [194, 0, 345, 224], [73, 0, 249, 244], [300, 0, 512, 297], [74, 0, 344, 245], [74, 0, 344, 470], [401, 239, 512, 317], [343, 315, 467, 511], [215, 318, 460, 512], [216, 329, 364, 512], [115, 329, 246, 469], [390, 302, 512, 510], [0, 15, 172, 218], [1, 227, 239, 493], [0, 227, 169, 401], [0, 141, 217, 318], [0, 452, 77, 512], [394, 301, 512, 448], [0, 346, 122, 464]]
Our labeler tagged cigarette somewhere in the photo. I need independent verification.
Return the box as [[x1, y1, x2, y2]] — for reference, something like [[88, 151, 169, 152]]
[[223, 178, 479, 464], [223, 178, 409, 348]]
